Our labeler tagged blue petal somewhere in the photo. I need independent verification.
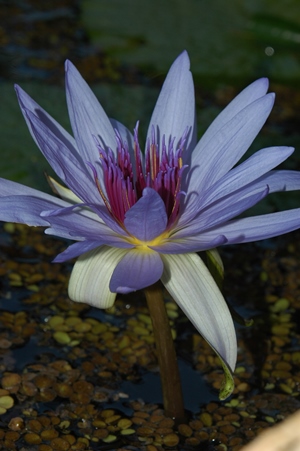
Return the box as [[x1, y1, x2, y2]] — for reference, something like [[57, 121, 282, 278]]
[[0, 177, 69, 199], [53, 241, 103, 262], [124, 188, 167, 241], [203, 146, 294, 205], [151, 234, 227, 253], [110, 249, 163, 293], [246, 169, 300, 194], [181, 146, 294, 226], [175, 185, 269, 239], [204, 209, 300, 244], [42, 201, 130, 240], [53, 241, 104, 263], [0, 193, 68, 226], [146, 51, 196, 156], [25, 110, 99, 204], [65, 60, 117, 163], [198, 78, 269, 152], [178, 147, 300, 228], [15, 85, 80, 163], [188, 93, 275, 195], [44, 213, 132, 250]]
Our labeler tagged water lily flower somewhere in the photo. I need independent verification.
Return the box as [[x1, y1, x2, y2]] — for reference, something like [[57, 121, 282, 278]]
[[1, 51, 300, 398]]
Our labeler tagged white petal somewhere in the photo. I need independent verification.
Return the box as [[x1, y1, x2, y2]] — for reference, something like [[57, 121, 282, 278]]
[[161, 253, 237, 373], [68, 246, 127, 308], [47, 176, 82, 204]]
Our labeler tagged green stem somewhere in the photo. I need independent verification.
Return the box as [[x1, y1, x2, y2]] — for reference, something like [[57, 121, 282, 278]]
[[144, 282, 185, 421]]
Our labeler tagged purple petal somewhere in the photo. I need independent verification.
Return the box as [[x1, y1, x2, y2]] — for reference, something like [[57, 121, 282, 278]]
[[202, 208, 300, 244], [15, 85, 79, 162], [25, 110, 99, 204], [201, 146, 293, 205], [188, 93, 275, 194], [110, 119, 134, 150], [146, 51, 196, 155], [151, 234, 227, 253], [247, 169, 300, 194], [42, 204, 129, 240], [53, 241, 103, 262], [198, 78, 269, 151], [176, 185, 269, 239], [0, 192, 68, 226], [180, 149, 296, 229], [110, 249, 163, 293], [161, 253, 237, 374], [0, 177, 67, 199], [124, 188, 167, 241], [65, 60, 117, 163], [110, 118, 139, 179]]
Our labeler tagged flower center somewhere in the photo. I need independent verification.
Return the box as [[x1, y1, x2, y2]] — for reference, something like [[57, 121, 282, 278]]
[[126, 230, 170, 249], [90, 123, 187, 229]]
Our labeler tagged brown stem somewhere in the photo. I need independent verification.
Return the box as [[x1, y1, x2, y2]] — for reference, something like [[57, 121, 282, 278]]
[[144, 282, 185, 421]]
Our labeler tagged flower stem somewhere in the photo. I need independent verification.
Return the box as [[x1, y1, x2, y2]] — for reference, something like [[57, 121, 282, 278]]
[[144, 282, 185, 421]]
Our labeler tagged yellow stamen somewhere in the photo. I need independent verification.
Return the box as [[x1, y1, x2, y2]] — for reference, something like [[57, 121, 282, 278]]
[[126, 230, 170, 250]]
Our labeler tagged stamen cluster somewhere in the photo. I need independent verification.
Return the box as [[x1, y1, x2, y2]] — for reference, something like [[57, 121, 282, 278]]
[[91, 124, 187, 229]]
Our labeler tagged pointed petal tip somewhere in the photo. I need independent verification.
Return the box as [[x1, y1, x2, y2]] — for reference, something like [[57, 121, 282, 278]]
[[64, 59, 72, 72], [256, 77, 269, 90], [174, 50, 190, 68], [263, 92, 276, 112], [246, 77, 269, 97], [14, 84, 26, 104]]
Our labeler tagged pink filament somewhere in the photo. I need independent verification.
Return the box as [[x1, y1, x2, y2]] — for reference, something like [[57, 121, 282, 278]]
[[91, 124, 187, 228]]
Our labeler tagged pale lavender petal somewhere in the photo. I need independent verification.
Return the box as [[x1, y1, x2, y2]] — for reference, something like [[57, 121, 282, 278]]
[[42, 206, 131, 247], [188, 93, 275, 194], [65, 60, 117, 162], [15, 85, 79, 162], [0, 177, 68, 200], [146, 51, 196, 154], [110, 119, 134, 150], [124, 188, 167, 241], [151, 234, 227, 253], [0, 194, 68, 226], [198, 78, 269, 151], [110, 118, 139, 178], [161, 253, 237, 373], [176, 186, 269, 239], [201, 146, 293, 205], [42, 203, 129, 239], [246, 169, 300, 194], [201, 209, 300, 244], [53, 241, 103, 262], [110, 249, 163, 293], [25, 110, 99, 204], [180, 149, 296, 228]]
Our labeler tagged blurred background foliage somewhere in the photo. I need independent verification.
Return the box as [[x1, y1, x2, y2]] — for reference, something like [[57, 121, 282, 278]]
[[1, 0, 300, 212]]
